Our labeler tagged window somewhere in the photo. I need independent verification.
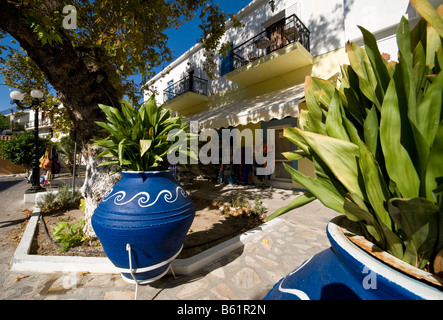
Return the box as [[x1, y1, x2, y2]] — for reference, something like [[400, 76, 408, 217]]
[[220, 43, 233, 76], [166, 80, 174, 101]]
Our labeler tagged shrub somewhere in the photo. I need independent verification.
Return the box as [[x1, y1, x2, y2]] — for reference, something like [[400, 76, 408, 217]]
[[51, 219, 87, 251], [37, 185, 82, 213], [0, 131, 49, 168]]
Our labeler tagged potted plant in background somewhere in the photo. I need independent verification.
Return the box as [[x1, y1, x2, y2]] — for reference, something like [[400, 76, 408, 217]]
[[91, 95, 196, 284], [265, 0, 443, 300]]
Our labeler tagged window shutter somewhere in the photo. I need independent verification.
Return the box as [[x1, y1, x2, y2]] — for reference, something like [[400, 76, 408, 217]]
[[220, 43, 233, 76]]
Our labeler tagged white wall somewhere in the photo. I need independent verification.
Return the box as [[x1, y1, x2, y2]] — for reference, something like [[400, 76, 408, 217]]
[[145, 0, 427, 102]]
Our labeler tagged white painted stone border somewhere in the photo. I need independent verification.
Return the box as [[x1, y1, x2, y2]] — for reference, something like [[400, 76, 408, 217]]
[[11, 207, 284, 276]]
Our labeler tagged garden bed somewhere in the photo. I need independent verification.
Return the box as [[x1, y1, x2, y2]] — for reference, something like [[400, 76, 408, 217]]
[[30, 196, 264, 259]]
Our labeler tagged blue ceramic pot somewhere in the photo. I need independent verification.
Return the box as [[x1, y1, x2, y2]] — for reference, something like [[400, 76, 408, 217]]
[[92, 171, 195, 284], [264, 216, 443, 300]]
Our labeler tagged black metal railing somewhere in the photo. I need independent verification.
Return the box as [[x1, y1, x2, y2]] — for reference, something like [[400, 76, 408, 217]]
[[163, 75, 209, 102], [25, 118, 52, 129], [230, 14, 310, 72]]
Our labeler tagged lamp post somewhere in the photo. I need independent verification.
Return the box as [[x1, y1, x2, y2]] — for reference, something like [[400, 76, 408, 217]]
[[10, 89, 46, 194], [269, 0, 275, 12]]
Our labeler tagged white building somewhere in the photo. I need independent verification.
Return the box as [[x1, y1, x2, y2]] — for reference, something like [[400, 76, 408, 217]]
[[144, 0, 435, 189]]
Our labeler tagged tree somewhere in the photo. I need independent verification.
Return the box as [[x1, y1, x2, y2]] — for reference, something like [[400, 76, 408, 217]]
[[55, 135, 82, 174], [0, 131, 49, 169], [0, 1, 233, 141], [0, 114, 10, 131], [0, 0, 233, 234]]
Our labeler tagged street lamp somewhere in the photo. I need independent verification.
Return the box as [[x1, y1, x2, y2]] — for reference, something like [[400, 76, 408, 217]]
[[269, 0, 276, 12], [10, 89, 46, 194]]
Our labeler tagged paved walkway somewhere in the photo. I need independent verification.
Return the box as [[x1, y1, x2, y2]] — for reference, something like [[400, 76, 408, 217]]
[[0, 178, 339, 300]]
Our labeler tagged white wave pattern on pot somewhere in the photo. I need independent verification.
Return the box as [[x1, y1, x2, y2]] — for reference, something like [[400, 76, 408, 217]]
[[102, 186, 188, 208], [276, 257, 312, 300]]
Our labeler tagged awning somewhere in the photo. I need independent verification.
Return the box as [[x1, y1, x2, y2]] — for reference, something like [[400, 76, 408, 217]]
[[185, 83, 305, 130]]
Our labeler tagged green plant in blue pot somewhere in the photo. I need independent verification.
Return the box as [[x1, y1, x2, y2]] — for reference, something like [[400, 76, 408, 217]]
[[266, 0, 443, 300], [91, 95, 196, 284]]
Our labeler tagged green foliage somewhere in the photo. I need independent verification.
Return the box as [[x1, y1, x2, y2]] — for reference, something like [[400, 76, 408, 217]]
[[37, 185, 82, 213], [268, 3, 443, 271], [1, 1, 235, 104], [92, 95, 195, 173], [0, 114, 10, 131], [223, 191, 267, 219], [250, 197, 267, 218], [230, 191, 247, 209], [55, 135, 81, 173], [0, 131, 49, 168], [56, 185, 82, 209], [37, 191, 59, 213], [51, 219, 86, 252]]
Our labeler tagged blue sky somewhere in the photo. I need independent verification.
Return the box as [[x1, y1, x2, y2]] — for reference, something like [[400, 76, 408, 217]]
[[0, 0, 252, 114]]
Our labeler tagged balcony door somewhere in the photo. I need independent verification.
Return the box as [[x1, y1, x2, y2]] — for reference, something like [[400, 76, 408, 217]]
[[188, 69, 194, 93], [269, 125, 293, 189], [266, 18, 285, 53], [167, 80, 174, 101]]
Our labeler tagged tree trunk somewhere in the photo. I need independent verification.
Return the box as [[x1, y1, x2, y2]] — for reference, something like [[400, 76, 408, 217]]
[[81, 144, 121, 236], [0, 1, 121, 235], [0, 1, 120, 140]]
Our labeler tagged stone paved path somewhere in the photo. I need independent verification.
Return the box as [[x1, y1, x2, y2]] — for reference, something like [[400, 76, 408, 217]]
[[0, 179, 339, 300]]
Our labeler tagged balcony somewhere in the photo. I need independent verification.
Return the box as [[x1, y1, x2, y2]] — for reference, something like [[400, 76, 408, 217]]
[[163, 75, 209, 112], [25, 118, 52, 130], [226, 14, 313, 87]]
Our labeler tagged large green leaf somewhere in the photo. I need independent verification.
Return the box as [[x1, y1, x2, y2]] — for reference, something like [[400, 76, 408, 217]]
[[283, 163, 346, 214], [413, 70, 443, 188], [296, 129, 362, 198], [118, 138, 126, 167], [357, 139, 391, 228], [266, 192, 316, 221], [298, 110, 327, 135], [339, 65, 368, 125], [283, 127, 311, 155], [363, 106, 379, 157], [139, 139, 152, 158], [325, 90, 350, 142], [144, 95, 159, 127], [282, 150, 309, 161], [343, 198, 384, 245], [410, 0, 443, 38], [304, 76, 327, 122], [397, 17, 418, 126], [120, 100, 136, 126], [346, 42, 381, 109], [388, 197, 440, 268], [358, 25, 391, 98], [380, 78, 420, 198], [425, 119, 443, 202], [416, 70, 443, 153]]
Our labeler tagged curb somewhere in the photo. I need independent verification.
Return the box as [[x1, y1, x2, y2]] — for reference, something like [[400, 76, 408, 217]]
[[11, 208, 284, 276]]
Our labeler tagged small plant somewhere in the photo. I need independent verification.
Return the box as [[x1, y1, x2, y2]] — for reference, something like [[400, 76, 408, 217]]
[[250, 197, 267, 218], [92, 95, 195, 173], [222, 192, 267, 219], [37, 185, 82, 213], [51, 219, 87, 251], [231, 190, 247, 209], [37, 191, 59, 212], [56, 185, 82, 209]]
